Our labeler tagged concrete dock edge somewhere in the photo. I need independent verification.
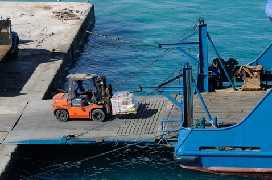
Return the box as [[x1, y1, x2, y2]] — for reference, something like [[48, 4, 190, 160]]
[[43, 5, 95, 99], [0, 2, 95, 178]]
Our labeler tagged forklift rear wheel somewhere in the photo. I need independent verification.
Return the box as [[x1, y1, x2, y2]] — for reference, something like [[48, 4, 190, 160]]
[[55, 109, 69, 122], [91, 109, 105, 122]]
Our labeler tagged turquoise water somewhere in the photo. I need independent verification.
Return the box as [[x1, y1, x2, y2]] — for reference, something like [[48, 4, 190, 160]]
[[67, 1, 272, 179], [69, 0, 272, 92], [5, 1, 272, 179]]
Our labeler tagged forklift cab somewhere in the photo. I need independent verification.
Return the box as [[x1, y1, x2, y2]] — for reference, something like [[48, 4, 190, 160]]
[[67, 73, 111, 105], [68, 74, 96, 106]]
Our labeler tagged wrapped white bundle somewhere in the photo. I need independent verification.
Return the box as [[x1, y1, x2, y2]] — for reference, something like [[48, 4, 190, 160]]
[[266, 0, 272, 20], [111, 91, 138, 115]]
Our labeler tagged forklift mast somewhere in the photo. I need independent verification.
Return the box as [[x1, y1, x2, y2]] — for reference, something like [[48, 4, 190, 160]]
[[93, 75, 112, 114], [94, 75, 106, 99]]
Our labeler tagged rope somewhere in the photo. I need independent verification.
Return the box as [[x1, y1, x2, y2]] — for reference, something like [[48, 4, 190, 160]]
[[135, 48, 174, 72], [85, 24, 198, 95], [26, 141, 145, 180], [178, 24, 198, 43], [159, 67, 183, 87], [87, 22, 198, 48], [207, 33, 237, 91], [131, 66, 183, 95], [87, 29, 178, 78], [86, 30, 158, 49], [192, 79, 217, 127]]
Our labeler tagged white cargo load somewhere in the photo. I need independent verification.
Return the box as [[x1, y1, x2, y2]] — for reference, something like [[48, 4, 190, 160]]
[[111, 91, 138, 115]]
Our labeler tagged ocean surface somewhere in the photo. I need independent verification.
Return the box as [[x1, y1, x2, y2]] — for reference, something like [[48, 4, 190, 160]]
[[4, 0, 272, 179], [69, 0, 272, 92], [3, 144, 255, 180]]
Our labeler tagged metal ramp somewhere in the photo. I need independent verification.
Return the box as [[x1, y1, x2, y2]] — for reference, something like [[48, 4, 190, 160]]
[[3, 96, 181, 144], [116, 96, 166, 137]]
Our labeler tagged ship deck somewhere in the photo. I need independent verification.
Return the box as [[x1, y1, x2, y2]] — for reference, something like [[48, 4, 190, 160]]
[[194, 89, 266, 126]]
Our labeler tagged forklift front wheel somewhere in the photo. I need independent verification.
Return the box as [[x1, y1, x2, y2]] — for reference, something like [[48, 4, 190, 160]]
[[91, 109, 106, 122], [55, 109, 69, 122]]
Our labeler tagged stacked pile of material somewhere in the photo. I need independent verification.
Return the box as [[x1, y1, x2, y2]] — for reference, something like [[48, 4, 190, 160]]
[[111, 91, 138, 115], [52, 8, 81, 21]]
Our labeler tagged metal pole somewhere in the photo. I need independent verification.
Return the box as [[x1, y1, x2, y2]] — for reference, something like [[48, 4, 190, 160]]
[[207, 33, 237, 91], [197, 19, 209, 92], [183, 65, 193, 127]]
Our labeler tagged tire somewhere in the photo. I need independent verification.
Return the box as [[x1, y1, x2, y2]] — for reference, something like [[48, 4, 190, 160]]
[[91, 109, 106, 122], [55, 109, 69, 122]]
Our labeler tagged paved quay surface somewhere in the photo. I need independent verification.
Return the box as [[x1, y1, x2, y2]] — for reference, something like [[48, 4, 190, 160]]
[[0, 2, 94, 177], [4, 96, 180, 144], [0, 2, 94, 142]]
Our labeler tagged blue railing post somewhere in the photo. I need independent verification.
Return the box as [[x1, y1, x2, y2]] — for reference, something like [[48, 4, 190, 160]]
[[198, 19, 209, 92]]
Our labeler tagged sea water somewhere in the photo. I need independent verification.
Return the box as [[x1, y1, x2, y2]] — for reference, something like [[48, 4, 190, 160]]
[[4, 0, 272, 179], [3, 144, 254, 180], [69, 0, 272, 92]]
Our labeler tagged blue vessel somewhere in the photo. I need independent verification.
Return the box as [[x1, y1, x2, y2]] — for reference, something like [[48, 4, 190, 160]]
[[173, 19, 272, 173], [176, 89, 272, 173]]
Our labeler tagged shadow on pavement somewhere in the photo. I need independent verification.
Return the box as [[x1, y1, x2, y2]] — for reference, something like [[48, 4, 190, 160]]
[[0, 48, 65, 97]]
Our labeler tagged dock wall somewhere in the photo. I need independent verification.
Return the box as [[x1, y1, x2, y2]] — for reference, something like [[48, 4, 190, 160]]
[[0, 2, 95, 178]]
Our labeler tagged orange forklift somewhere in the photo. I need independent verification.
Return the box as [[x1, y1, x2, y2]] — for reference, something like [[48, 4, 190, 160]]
[[52, 73, 113, 122]]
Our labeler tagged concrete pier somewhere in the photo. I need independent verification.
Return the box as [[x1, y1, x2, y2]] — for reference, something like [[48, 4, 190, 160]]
[[0, 2, 94, 177], [0, 3, 181, 177]]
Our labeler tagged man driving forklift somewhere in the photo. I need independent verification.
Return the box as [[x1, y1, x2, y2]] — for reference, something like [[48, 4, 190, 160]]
[[74, 80, 97, 106], [53, 73, 112, 122]]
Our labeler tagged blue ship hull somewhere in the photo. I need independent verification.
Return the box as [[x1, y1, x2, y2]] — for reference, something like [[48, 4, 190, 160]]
[[175, 90, 272, 173], [179, 156, 272, 173]]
